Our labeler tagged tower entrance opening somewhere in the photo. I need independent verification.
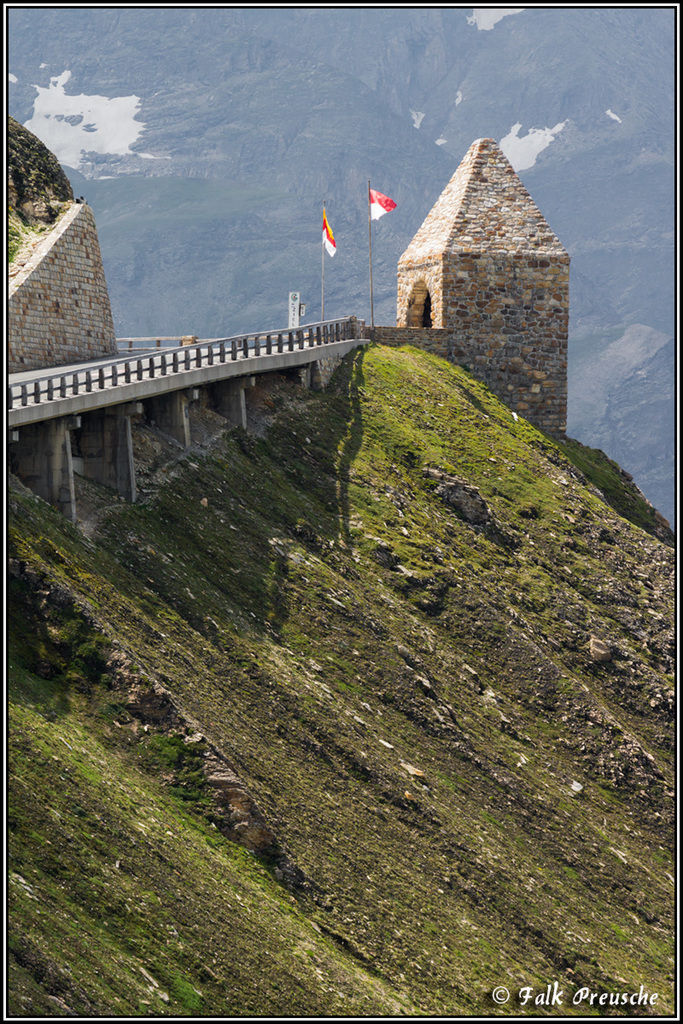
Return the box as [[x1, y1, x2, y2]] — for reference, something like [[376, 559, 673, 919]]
[[406, 280, 433, 328]]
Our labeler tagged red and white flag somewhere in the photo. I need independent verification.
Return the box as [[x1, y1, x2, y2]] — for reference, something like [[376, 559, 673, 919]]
[[322, 208, 336, 257], [369, 188, 397, 220]]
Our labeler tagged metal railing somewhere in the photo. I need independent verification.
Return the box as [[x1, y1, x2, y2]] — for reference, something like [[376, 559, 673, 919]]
[[8, 317, 363, 412], [117, 337, 191, 351]]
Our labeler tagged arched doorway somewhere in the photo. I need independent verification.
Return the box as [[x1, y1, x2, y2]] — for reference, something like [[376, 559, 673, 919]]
[[406, 280, 433, 328]]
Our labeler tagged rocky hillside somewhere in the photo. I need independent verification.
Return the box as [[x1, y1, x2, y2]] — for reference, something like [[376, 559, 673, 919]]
[[8, 116, 73, 264], [8, 346, 675, 1016], [8, 115, 73, 220], [8, 7, 675, 526]]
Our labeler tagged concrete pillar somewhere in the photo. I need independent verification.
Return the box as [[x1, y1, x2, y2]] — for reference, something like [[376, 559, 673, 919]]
[[298, 366, 312, 389], [12, 417, 79, 522], [310, 361, 324, 391], [145, 389, 195, 447], [80, 404, 139, 502], [211, 377, 254, 429]]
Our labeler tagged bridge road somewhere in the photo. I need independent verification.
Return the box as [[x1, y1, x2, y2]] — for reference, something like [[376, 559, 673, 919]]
[[7, 318, 368, 521], [8, 319, 367, 426]]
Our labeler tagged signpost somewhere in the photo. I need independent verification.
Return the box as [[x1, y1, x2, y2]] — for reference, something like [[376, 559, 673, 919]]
[[288, 293, 306, 329], [288, 292, 300, 330]]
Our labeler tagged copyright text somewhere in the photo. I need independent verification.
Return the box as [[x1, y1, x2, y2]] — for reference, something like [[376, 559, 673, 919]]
[[491, 982, 659, 1008]]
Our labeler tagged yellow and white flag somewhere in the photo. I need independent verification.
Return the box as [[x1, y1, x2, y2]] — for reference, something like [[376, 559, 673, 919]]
[[322, 208, 336, 257]]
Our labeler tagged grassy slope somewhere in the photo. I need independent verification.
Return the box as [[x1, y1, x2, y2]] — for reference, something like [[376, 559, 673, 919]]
[[8, 208, 52, 265], [8, 345, 675, 1017]]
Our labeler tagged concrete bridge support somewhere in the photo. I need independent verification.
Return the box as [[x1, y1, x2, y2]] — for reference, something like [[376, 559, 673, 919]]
[[210, 377, 255, 430], [11, 417, 80, 522], [145, 389, 197, 447], [78, 404, 140, 502], [297, 366, 313, 389], [8, 322, 368, 522]]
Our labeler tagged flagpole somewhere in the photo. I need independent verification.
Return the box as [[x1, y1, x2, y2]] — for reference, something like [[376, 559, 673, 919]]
[[322, 203, 325, 322], [368, 180, 374, 330]]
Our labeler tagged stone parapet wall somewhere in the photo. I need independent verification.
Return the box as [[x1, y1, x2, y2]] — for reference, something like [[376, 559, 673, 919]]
[[9, 203, 117, 372], [373, 327, 453, 358]]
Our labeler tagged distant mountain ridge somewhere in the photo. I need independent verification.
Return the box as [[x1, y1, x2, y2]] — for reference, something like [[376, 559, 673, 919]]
[[7, 7, 675, 523]]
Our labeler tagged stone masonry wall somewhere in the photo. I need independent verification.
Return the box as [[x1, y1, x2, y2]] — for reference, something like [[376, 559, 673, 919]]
[[9, 203, 117, 372], [445, 251, 569, 435], [397, 261, 445, 328], [373, 327, 453, 358], [395, 256, 569, 435], [394, 139, 570, 436], [376, 285, 568, 438], [312, 353, 345, 390]]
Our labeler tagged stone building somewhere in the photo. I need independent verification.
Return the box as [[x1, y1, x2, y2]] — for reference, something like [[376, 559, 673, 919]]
[[389, 137, 569, 436]]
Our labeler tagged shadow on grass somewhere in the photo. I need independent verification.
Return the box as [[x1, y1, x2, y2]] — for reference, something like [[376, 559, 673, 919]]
[[334, 348, 366, 546]]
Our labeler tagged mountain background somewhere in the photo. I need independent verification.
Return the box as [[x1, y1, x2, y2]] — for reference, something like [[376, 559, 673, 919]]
[[6, 6, 676, 526]]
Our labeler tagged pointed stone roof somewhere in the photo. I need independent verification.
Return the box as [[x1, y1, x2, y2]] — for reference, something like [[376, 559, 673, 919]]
[[400, 138, 567, 262]]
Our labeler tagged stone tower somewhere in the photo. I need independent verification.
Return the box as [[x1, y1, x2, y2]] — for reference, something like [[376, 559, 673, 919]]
[[396, 138, 569, 435]]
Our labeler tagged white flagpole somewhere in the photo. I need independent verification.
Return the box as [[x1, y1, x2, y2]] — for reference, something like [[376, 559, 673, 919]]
[[322, 205, 325, 322], [368, 180, 374, 330]]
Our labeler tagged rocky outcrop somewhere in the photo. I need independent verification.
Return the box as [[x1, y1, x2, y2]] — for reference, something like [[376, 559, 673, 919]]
[[106, 648, 307, 887], [423, 467, 492, 526], [8, 116, 73, 225]]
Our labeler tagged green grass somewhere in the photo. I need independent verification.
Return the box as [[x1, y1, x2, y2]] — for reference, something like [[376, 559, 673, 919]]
[[562, 439, 660, 533], [8, 207, 55, 265], [7, 344, 675, 1016]]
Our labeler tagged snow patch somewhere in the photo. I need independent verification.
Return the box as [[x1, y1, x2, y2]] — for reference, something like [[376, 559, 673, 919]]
[[467, 8, 524, 31], [24, 69, 154, 169], [411, 110, 425, 129], [9, 72, 17, 83], [435, 138, 447, 146], [500, 121, 567, 171], [606, 109, 622, 123], [455, 90, 463, 106]]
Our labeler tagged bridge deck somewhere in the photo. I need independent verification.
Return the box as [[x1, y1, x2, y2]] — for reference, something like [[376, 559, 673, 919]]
[[8, 318, 367, 427]]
